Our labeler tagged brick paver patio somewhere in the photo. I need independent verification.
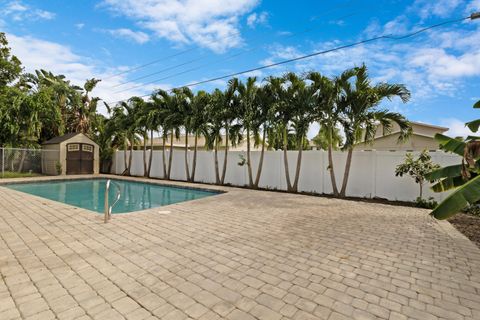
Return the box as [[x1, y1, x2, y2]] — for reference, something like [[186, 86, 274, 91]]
[[1, 176, 480, 320]]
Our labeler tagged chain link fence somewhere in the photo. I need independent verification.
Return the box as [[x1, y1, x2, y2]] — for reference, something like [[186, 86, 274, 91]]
[[0, 147, 60, 178]]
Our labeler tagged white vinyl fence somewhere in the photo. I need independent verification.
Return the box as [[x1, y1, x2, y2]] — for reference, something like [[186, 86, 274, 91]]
[[0, 147, 60, 178], [112, 150, 459, 202]]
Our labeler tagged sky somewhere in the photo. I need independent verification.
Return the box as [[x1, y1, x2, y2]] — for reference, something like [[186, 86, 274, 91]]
[[1, 0, 480, 138]]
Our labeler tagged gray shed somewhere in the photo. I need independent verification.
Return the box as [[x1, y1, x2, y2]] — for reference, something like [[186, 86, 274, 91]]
[[42, 133, 99, 175]]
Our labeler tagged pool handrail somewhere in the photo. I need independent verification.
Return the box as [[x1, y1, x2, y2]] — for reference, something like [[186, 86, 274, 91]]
[[104, 179, 121, 223]]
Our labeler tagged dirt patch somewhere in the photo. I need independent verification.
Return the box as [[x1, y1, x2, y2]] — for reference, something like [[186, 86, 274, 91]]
[[448, 213, 480, 248]]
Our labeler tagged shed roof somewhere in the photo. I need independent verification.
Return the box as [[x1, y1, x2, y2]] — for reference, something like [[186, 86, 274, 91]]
[[42, 132, 83, 145]]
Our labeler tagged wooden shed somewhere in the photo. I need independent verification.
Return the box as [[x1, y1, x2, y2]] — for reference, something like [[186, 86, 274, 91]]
[[42, 133, 99, 175]]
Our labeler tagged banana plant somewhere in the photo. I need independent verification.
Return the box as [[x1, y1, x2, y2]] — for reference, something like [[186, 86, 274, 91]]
[[428, 100, 480, 219]]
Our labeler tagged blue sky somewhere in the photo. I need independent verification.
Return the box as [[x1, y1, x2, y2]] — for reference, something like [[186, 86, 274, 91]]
[[1, 0, 480, 137]]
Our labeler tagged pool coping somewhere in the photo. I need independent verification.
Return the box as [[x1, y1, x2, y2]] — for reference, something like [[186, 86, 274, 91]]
[[0, 174, 228, 194], [0, 174, 230, 215]]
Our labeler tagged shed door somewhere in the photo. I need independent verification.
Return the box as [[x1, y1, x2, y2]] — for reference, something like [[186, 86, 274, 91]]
[[66, 143, 94, 174]]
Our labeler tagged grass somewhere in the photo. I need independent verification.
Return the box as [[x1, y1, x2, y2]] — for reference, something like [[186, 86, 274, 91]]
[[0, 171, 41, 179]]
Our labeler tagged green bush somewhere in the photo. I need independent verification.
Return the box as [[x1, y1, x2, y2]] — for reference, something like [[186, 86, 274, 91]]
[[462, 204, 480, 216], [415, 197, 438, 209]]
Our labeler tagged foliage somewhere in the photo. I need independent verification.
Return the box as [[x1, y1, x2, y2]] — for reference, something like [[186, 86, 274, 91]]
[[395, 150, 440, 198], [462, 204, 480, 216], [0, 171, 41, 179], [312, 126, 343, 150], [428, 100, 480, 219], [55, 161, 62, 175], [415, 197, 438, 209]]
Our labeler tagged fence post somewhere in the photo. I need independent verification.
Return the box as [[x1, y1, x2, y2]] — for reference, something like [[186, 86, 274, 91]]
[[1, 147, 4, 178]]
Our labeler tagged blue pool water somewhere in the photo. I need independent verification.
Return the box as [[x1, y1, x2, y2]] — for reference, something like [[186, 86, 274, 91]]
[[6, 179, 219, 213]]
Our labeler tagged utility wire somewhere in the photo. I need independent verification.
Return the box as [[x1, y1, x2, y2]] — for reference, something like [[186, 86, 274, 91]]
[[103, 0, 360, 81], [113, 11, 360, 93], [106, 15, 473, 105]]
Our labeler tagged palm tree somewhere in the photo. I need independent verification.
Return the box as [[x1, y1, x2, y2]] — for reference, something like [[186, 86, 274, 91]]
[[307, 70, 355, 196], [338, 65, 411, 197], [207, 81, 242, 185], [206, 89, 225, 184], [251, 84, 275, 188], [283, 72, 315, 192], [163, 88, 184, 180], [238, 77, 259, 187], [116, 97, 143, 176], [188, 90, 210, 182], [75, 78, 101, 134]]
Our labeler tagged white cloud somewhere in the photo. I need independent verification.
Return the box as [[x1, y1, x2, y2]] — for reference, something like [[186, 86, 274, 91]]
[[411, 0, 463, 19], [247, 11, 268, 28], [1, 0, 55, 21], [409, 48, 480, 78], [75, 23, 85, 30], [440, 118, 476, 137], [5, 33, 165, 110], [99, 0, 260, 52], [467, 0, 480, 12], [103, 28, 150, 44]]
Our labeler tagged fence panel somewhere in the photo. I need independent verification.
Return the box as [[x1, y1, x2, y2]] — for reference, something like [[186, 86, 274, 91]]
[[0, 147, 60, 178], [111, 149, 460, 202]]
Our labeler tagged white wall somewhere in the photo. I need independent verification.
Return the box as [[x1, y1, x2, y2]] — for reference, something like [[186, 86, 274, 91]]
[[112, 150, 459, 202]]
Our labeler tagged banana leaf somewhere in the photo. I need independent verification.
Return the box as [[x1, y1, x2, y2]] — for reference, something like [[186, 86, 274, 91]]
[[426, 164, 462, 180], [431, 176, 466, 192], [466, 119, 480, 133], [431, 175, 480, 219], [434, 133, 465, 156]]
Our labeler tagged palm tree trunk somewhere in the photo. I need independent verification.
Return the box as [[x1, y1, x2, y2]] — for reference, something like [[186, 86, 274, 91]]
[[283, 126, 293, 191], [339, 147, 353, 197], [123, 138, 128, 175], [419, 181, 423, 199], [253, 129, 266, 189], [127, 138, 133, 176], [162, 133, 167, 179], [214, 135, 220, 184], [190, 133, 198, 182], [184, 133, 190, 181], [143, 130, 147, 177], [246, 127, 254, 187], [167, 131, 174, 179], [147, 130, 154, 177], [328, 143, 340, 196], [292, 136, 304, 192], [220, 125, 229, 185]]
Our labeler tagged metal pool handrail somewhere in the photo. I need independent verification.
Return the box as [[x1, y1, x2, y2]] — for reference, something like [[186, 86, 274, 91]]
[[104, 179, 121, 223]]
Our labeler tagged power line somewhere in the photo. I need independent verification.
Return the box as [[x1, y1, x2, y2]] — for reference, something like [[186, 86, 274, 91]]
[[103, 0, 360, 82], [106, 15, 473, 105], [112, 11, 360, 93]]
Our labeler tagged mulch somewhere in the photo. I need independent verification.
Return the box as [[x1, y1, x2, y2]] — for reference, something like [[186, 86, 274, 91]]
[[448, 213, 480, 248]]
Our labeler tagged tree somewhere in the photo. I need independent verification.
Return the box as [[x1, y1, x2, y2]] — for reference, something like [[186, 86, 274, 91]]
[[238, 77, 259, 187], [188, 90, 210, 182], [427, 99, 480, 219], [395, 150, 439, 199], [0, 32, 22, 87], [267, 73, 314, 192], [311, 126, 343, 150], [338, 65, 411, 197], [307, 70, 353, 196]]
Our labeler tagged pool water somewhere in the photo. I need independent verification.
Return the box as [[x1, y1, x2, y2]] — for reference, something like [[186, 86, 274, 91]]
[[6, 179, 219, 214]]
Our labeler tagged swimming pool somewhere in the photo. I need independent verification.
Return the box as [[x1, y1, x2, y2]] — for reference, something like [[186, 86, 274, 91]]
[[5, 179, 219, 214]]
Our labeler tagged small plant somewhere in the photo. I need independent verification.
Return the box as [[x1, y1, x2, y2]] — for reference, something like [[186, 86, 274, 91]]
[[237, 154, 247, 166], [415, 197, 437, 209], [395, 150, 440, 199], [55, 161, 62, 175], [462, 203, 480, 216]]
